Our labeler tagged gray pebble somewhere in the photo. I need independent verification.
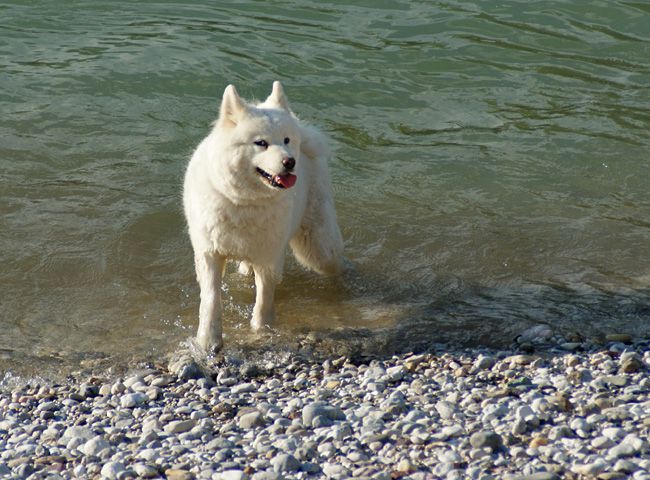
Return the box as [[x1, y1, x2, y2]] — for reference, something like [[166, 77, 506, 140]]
[[100, 461, 126, 480], [239, 411, 264, 429], [435, 400, 456, 420], [572, 461, 607, 476], [271, 453, 300, 473], [232, 382, 256, 394], [81, 435, 110, 456], [386, 365, 405, 382], [469, 431, 503, 451], [120, 392, 147, 408], [609, 442, 639, 459], [548, 425, 573, 440], [592, 436, 615, 449], [61, 426, 95, 444], [174, 358, 204, 380], [133, 463, 159, 478], [164, 419, 196, 434], [517, 473, 561, 480], [302, 401, 344, 427], [474, 355, 496, 370], [251, 472, 279, 480], [219, 470, 250, 480], [36, 401, 58, 412], [322, 462, 350, 479]]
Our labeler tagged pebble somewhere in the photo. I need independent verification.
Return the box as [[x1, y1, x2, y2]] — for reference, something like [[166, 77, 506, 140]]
[[474, 355, 496, 370], [572, 460, 607, 476], [219, 470, 250, 480], [470, 431, 503, 451], [302, 401, 345, 427], [271, 453, 300, 473], [517, 325, 554, 344], [322, 462, 349, 479], [100, 461, 126, 480], [519, 473, 560, 480], [81, 435, 111, 456], [605, 334, 633, 343], [1, 338, 649, 480], [165, 468, 194, 480], [232, 382, 256, 394], [239, 411, 264, 429], [608, 442, 638, 459], [133, 463, 159, 478], [120, 391, 148, 408], [435, 400, 456, 420], [164, 419, 196, 434]]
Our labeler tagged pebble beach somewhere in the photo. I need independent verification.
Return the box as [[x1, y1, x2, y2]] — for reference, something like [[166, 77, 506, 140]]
[[1, 332, 649, 480]]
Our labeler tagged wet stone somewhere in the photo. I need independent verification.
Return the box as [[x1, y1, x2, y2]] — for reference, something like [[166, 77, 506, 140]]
[[605, 334, 633, 343]]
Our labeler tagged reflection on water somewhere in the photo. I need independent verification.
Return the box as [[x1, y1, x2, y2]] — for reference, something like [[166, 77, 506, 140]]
[[1, 0, 650, 378]]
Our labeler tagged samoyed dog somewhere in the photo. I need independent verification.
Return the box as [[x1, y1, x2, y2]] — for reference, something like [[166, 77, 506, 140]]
[[183, 81, 344, 352]]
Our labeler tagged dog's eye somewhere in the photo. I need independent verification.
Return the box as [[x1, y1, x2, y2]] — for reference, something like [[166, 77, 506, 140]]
[[284, 137, 290, 145], [254, 140, 269, 149]]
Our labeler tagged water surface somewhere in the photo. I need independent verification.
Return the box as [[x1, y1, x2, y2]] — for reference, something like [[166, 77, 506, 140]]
[[2, 0, 650, 378]]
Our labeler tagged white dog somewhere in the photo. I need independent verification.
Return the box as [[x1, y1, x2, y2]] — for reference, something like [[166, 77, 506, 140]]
[[183, 81, 344, 352]]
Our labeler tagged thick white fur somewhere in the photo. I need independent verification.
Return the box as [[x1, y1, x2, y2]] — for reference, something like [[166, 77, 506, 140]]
[[183, 81, 343, 352]]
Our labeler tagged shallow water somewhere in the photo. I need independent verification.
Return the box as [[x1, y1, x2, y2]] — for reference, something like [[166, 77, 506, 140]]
[[2, 0, 650, 378]]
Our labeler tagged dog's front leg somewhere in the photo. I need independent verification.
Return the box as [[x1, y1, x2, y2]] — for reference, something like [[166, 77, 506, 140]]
[[195, 252, 225, 352], [251, 266, 277, 330]]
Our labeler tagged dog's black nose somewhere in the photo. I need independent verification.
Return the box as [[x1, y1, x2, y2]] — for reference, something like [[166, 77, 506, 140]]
[[282, 157, 296, 170]]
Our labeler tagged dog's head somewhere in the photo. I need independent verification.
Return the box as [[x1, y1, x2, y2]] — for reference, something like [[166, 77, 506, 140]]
[[215, 82, 302, 196]]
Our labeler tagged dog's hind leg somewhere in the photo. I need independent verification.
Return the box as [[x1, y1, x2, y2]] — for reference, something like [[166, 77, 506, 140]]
[[250, 265, 279, 330], [195, 252, 226, 352]]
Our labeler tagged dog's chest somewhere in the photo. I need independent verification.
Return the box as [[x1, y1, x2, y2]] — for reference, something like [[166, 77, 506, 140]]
[[203, 194, 294, 261]]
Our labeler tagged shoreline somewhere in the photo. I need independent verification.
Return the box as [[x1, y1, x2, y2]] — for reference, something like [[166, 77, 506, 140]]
[[0, 337, 649, 479]]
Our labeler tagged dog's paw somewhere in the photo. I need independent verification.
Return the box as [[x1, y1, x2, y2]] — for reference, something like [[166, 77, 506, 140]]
[[193, 333, 224, 357], [251, 312, 275, 331]]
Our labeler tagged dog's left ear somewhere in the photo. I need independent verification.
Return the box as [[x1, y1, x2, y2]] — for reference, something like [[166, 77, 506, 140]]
[[265, 81, 290, 111]]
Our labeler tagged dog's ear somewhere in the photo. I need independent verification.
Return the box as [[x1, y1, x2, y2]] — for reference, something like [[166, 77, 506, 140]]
[[218, 85, 247, 128], [265, 81, 290, 111]]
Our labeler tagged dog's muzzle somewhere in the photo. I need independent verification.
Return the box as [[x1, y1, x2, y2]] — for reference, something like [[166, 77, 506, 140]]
[[256, 167, 297, 189]]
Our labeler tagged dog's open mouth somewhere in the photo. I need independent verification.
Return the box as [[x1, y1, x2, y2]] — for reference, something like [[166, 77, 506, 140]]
[[256, 167, 297, 189]]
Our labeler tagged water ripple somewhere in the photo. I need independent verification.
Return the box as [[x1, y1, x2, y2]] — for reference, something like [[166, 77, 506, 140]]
[[1, 0, 650, 376]]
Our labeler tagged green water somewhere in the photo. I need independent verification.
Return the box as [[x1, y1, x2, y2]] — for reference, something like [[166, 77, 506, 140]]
[[2, 1, 650, 377]]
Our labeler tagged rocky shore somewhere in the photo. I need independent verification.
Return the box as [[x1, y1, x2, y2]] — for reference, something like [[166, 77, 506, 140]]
[[1, 333, 649, 480]]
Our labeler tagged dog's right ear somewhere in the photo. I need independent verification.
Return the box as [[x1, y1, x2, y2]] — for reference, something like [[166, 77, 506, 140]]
[[218, 85, 247, 129]]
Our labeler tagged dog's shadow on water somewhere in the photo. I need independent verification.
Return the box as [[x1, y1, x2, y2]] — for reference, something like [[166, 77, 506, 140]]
[[199, 258, 650, 368]]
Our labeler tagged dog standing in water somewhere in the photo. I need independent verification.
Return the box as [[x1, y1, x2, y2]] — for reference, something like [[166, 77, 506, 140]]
[[183, 82, 343, 352]]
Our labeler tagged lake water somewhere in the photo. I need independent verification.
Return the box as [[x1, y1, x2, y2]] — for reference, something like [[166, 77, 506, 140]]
[[2, 0, 650, 379]]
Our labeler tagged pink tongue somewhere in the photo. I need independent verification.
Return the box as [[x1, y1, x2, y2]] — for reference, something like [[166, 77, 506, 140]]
[[274, 173, 297, 189]]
